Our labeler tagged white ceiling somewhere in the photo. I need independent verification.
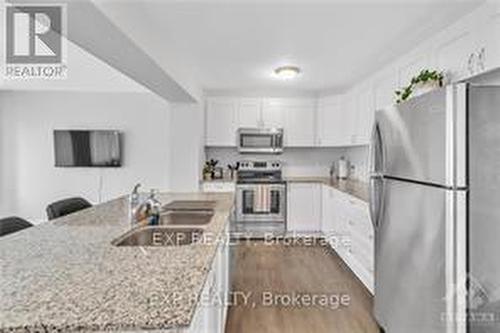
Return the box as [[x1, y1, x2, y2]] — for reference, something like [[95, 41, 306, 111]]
[[96, 0, 483, 95]]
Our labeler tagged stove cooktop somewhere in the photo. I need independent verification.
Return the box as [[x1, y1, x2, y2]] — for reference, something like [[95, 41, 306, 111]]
[[236, 160, 283, 184]]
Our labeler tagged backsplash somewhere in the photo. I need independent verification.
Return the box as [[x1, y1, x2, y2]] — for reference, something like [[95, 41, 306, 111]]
[[205, 146, 370, 181], [344, 146, 370, 180]]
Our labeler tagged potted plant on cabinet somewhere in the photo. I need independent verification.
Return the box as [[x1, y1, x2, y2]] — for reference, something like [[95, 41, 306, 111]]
[[395, 69, 445, 104]]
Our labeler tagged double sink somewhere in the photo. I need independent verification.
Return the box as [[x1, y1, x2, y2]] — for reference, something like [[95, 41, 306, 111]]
[[112, 200, 216, 247]]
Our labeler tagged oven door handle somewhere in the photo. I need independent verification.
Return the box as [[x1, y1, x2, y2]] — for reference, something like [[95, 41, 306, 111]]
[[275, 133, 283, 150]]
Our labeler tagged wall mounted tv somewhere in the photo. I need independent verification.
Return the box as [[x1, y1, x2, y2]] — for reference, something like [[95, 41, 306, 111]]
[[54, 130, 122, 167]]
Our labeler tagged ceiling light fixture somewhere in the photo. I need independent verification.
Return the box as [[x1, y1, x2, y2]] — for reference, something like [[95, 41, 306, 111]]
[[274, 66, 301, 80]]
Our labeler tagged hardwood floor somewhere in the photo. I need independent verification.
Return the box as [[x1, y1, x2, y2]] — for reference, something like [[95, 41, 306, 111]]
[[225, 241, 379, 333]]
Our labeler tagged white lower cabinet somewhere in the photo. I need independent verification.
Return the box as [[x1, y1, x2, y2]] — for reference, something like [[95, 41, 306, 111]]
[[320, 185, 336, 235], [320, 184, 374, 293], [287, 183, 322, 232], [290, 181, 374, 293], [188, 225, 230, 333]]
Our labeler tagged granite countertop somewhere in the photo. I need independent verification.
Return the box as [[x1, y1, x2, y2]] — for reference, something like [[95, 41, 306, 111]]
[[200, 175, 236, 183], [0, 192, 234, 332], [285, 177, 369, 202]]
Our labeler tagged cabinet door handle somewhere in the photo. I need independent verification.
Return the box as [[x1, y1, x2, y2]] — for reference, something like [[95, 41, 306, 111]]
[[477, 47, 486, 72], [467, 53, 476, 75]]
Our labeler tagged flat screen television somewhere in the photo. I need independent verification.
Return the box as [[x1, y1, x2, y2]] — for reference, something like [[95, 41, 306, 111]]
[[54, 130, 122, 167]]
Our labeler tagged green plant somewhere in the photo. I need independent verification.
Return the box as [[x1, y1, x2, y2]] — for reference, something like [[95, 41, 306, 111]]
[[203, 159, 219, 175], [395, 69, 445, 104]]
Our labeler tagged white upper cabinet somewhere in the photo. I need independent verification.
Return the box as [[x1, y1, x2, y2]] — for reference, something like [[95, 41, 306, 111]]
[[283, 99, 316, 147], [434, 17, 477, 82], [398, 53, 432, 89], [476, 5, 500, 75], [340, 92, 359, 146], [373, 69, 398, 111], [205, 98, 238, 147], [205, 97, 316, 147], [317, 96, 341, 147], [238, 98, 262, 128], [316, 94, 356, 147], [353, 85, 375, 145], [434, 3, 500, 82], [261, 99, 286, 129], [261, 98, 315, 146]]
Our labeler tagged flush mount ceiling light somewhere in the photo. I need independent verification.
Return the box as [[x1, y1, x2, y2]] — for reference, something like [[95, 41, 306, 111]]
[[274, 66, 301, 80]]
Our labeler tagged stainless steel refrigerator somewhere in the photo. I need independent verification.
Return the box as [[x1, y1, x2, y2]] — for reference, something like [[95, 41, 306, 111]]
[[369, 83, 500, 333]]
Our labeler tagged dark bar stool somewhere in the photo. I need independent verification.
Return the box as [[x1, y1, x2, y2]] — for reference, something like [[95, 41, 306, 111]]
[[0, 217, 33, 237], [46, 197, 92, 220]]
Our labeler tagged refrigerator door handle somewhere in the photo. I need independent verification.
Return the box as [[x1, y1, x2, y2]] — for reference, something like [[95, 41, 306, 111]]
[[368, 123, 377, 176], [369, 120, 385, 229], [369, 121, 385, 175]]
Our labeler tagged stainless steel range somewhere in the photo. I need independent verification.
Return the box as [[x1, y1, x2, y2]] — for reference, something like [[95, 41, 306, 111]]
[[234, 160, 286, 234]]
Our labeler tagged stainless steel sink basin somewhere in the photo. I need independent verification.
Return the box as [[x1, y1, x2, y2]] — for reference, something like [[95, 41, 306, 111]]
[[162, 200, 216, 212], [159, 210, 214, 226], [112, 226, 203, 247]]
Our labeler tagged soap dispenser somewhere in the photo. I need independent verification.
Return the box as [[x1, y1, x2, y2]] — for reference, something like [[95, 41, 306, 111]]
[[146, 189, 162, 225]]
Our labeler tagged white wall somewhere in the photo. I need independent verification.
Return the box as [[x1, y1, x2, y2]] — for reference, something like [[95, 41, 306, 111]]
[[169, 103, 205, 192], [344, 146, 370, 181], [0, 91, 172, 223]]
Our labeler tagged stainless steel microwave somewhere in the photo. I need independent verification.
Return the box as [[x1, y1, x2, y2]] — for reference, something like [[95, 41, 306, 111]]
[[237, 128, 284, 154]]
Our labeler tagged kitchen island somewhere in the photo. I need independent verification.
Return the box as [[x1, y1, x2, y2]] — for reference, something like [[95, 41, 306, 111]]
[[0, 193, 233, 332]]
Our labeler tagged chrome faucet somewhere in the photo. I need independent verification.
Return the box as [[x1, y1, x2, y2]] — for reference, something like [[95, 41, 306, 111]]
[[129, 184, 161, 226], [129, 183, 143, 225]]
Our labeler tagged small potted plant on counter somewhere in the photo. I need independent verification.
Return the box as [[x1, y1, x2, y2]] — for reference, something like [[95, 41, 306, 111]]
[[227, 162, 240, 180], [203, 159, 219, 180], [395, 69, 445, 104]]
